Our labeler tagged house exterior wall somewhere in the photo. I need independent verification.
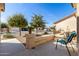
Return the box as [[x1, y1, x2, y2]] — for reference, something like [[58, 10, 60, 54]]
[[1, 28, 9, 32], [54, 16, 77, 32]]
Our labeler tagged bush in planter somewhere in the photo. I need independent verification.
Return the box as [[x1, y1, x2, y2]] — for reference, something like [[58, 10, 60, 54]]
[[3, 34, 15, 39], [36, 34, 42, 36], [43, 31, 48, 35]]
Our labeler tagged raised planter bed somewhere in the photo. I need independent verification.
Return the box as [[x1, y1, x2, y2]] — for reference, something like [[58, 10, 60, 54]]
[[25, 34, 54, 49]]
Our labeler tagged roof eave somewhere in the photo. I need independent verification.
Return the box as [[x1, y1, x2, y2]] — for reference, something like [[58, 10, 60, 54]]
[[71, 3, 77, 8], [54, 12, 76, 24]]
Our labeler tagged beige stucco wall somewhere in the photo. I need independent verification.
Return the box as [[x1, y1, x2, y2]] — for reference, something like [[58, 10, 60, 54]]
[[55, 16, 77, 32]]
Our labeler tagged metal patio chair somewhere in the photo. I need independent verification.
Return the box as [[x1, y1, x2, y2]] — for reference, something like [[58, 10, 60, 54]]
[[55, 31, 77, 56]]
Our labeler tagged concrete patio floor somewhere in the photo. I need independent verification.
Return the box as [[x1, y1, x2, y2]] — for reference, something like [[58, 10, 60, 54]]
[[16, 42, 69, 56], [0, 38, 71, 56], [0, 38, 26, 56]]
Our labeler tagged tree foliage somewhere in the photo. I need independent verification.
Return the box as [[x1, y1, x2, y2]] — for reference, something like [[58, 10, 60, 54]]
[[30, 14, 46, 29], [8, 14, 28, 28], [1, 23, 9, 28], [8, 14, 28, 35]]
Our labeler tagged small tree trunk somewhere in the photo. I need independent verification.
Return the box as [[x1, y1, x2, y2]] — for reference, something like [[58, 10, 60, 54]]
[[19, 28, 21, 36], [36, 27, 38, 34], [29, 27, 32, 34], [7, 28, 9, 33]]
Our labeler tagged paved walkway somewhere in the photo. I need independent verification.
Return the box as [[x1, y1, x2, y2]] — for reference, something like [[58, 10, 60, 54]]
[[0, 38, 70, 56]]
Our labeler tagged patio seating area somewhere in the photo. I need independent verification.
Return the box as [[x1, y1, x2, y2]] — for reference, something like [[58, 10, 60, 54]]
[[0, 32, 78, 56]]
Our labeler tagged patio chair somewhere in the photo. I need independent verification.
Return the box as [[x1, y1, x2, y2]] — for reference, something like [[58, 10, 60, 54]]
[[55, 31, 77, 56]]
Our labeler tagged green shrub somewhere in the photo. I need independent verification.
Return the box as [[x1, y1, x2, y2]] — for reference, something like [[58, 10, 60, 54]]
[[43, 31, 48, 35], [3, 34, 15, 39]]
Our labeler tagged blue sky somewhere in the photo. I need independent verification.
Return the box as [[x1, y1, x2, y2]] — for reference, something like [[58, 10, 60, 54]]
[[1, 3, 76, 27]]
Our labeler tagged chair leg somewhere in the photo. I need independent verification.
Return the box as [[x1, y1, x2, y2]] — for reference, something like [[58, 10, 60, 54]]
[[55, 39, 71, 55], [66, 44, 71, 56], [55, 39, 58, 49]]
